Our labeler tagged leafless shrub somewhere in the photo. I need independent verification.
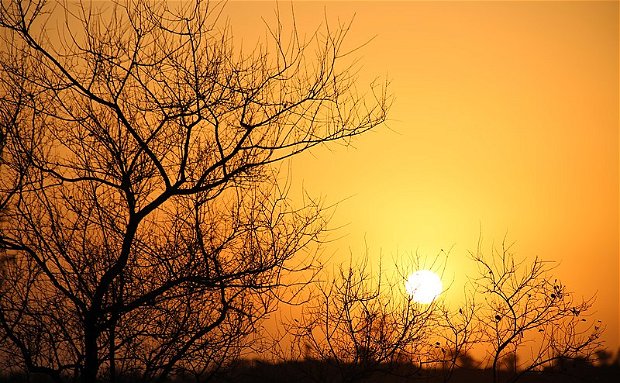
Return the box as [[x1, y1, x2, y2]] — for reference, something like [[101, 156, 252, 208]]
[[288, 253, 448, 383], [469, 239, 603, 383]]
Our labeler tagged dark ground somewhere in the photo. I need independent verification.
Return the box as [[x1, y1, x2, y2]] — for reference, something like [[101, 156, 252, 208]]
[[208, 359, 619, 383], [1, 360, 618, 383]]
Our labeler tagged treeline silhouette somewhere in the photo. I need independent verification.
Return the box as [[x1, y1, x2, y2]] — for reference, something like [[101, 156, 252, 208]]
[[2, 356, 619, 383], [212, 357, 619, 383]]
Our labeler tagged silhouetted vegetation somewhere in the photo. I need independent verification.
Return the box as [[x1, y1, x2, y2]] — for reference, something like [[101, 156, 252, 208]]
[[0, 0, 387, 382], [2, 357, 619, 383], [209, 357, 619, 383], [278, 243, 603, 383], [468, 240, 602, 383], [281, 251, 483, 383], [0, 1, 611, 383]]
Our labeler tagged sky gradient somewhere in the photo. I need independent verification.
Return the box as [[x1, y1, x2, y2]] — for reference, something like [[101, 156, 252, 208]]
[[227, 1, 619, 351]]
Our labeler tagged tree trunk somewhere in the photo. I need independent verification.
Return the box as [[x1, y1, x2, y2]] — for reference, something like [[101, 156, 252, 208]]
[[83, 314, 99, 383], [492, 355, 499, 383], [109, 322, 116, 383]]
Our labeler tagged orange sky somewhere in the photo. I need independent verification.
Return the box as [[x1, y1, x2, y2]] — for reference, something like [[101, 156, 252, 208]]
[[15, 0, 617, 364], [226, 0, 619, 352]]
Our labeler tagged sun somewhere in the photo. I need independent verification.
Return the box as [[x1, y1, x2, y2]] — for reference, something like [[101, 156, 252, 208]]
[[405, 270, 443, 304]]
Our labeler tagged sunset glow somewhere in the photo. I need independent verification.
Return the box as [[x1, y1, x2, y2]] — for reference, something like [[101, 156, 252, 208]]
[[0, 1, 617, 380], [405, 270, 443, 304], [250, 0, 618, 350]]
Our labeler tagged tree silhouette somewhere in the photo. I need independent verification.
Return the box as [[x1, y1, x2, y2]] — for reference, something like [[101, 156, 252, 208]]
[[469, 239, 603, 383], [594, 349, 613, 366], [285, 243, 604, 383], [434, 288, 479, 383], [288, 254, 450, 383], [0, 1, 388, 382]]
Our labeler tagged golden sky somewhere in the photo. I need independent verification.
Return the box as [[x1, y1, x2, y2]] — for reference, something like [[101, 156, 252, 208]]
[[227, 0, 619, 350]]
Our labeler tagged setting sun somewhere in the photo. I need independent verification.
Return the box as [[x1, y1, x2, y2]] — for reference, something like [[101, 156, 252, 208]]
[[405, 270, 443, 304]]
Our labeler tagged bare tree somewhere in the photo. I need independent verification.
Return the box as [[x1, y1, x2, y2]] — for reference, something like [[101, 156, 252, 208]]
[[0, 0, 388, 382], [288, 254, 448, 383], [469, 239, 603, 383], [287, 242, 604, 383], [433, 287, 479, 382]]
